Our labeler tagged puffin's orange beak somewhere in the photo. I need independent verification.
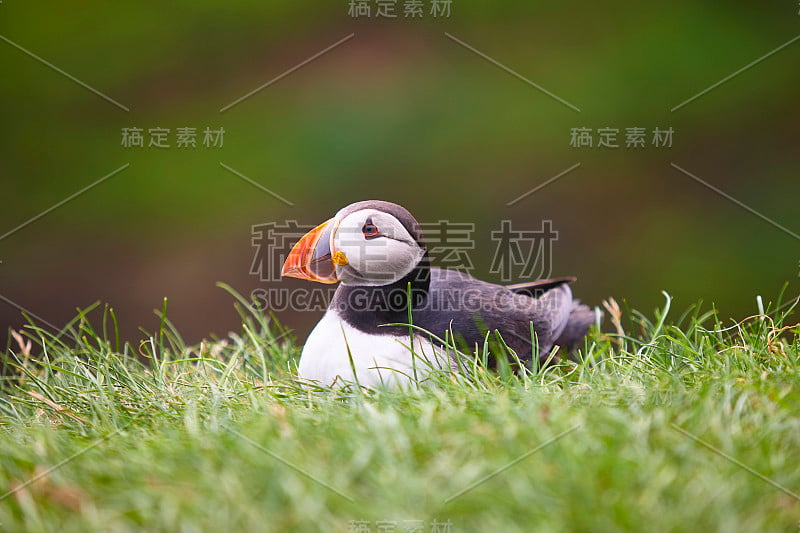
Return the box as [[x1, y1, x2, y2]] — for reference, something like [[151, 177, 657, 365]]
[[281, 218, 347, 284]]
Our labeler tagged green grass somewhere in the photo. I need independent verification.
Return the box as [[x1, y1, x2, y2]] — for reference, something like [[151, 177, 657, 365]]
[[1, 288, 799, 533]]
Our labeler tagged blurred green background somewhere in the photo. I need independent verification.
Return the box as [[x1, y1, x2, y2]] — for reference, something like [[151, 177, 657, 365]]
[[1, 1, 798, 347]]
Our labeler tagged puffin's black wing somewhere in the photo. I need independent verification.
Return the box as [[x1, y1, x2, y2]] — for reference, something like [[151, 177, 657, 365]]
[[491, 274, 597, 359], [504, 276, 576, 297], [506, 276, 598, 355], [419, 269, 575, 364]]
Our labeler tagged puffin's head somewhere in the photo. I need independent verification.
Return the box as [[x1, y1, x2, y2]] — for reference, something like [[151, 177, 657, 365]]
[[281, 200, 426, 286]]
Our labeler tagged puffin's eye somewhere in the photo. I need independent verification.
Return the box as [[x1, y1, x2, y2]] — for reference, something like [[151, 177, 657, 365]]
[[361, 217, 381, 240]]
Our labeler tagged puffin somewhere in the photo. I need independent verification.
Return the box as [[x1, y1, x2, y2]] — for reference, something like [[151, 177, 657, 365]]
[[281, 200, 598, 388]]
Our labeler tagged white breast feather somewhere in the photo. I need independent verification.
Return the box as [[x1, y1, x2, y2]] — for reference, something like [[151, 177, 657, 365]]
[[297, 311, 451, 388]]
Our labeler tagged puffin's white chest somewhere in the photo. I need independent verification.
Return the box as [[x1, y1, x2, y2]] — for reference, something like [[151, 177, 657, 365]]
[[297, 311, 450, 388]]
